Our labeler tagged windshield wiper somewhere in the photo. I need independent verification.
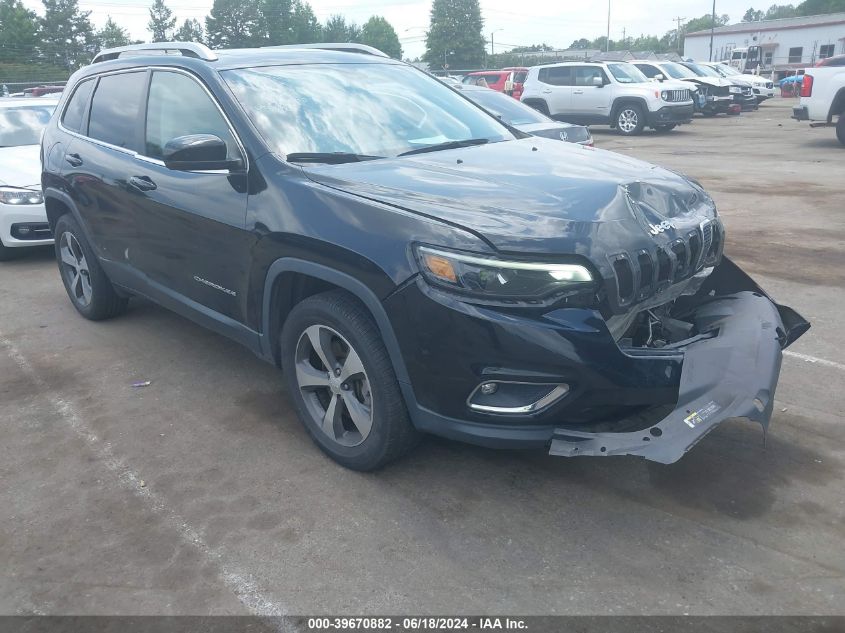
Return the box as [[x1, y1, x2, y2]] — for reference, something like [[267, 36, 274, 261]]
[[285, 152, 384, 164], [398, 138, 490, 157]]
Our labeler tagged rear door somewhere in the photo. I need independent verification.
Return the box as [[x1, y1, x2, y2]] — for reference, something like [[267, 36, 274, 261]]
[[64, 70, 148, 262], [537, 66, 573, 117], [570, 66, 612, 121], [129, 69, 251, 323]]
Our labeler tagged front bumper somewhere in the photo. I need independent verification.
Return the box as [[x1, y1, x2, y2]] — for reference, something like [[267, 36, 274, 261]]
[[386, 258, 809, 463], [700, 95, 733, 114], [735, 93, 759, 111], [647, 104, 694, 126], [0, 203, 53, 247]]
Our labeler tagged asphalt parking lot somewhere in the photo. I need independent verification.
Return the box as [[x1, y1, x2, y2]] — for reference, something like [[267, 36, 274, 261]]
[[2, 98, 843, 617]]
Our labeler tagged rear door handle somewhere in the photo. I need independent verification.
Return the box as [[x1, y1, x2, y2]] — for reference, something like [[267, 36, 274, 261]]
[[65, 153, 83, 167], [573, 90, 584, 94], [542, 89, 552, 94], [128, 175, 157, 192]]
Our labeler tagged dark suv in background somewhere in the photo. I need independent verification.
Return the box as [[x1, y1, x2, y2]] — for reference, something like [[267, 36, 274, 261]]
[[41, 42, 808, 470]]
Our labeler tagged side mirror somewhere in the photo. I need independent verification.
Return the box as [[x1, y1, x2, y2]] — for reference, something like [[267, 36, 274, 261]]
[[162, 134, 242, 171], [654, 73, 665, 81], [592, 76, 604, 87]]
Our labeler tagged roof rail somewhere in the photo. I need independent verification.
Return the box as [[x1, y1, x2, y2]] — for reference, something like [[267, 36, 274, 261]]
[[92, 42, 218, 64], [262, 43, 389, 58]]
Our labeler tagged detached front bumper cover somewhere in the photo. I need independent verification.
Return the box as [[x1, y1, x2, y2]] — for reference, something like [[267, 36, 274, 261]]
[[549, 258, 810, 464]]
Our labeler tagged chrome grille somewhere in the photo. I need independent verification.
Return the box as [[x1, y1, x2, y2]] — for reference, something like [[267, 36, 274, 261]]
[[664, 89, 690, 103], [742, 86, 753, 96], [701, 221, 713, 261]]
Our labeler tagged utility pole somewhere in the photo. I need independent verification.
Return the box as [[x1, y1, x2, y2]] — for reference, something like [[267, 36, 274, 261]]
[[490, 29, 503, 56], [675, 16, 686, 56], [606, 0, 611, 52], [709, 0, 716, 61]]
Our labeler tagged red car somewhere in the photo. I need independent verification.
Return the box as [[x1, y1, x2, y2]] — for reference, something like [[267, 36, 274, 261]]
[[502, 67, 528, 99], [815, 54, 845, 67], [461, 70, 515, 95]]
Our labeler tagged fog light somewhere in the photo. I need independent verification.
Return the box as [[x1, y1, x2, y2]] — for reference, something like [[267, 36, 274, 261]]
[[468, 381, 570, 415], [17, 226, 31, 235], [480, 382, 498, 395]]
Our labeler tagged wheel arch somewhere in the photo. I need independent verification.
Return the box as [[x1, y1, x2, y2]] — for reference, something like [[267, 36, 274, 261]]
[[610, 97, 649, 128], [521, 98, 550, 114], [261, 258, 414, 395], [829, 87, 845, 121]]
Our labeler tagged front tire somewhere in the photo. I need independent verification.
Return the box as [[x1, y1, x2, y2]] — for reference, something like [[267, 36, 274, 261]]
[[281, 290, 419, 470], [615, 104, 645, 136], [836, 115, 845, 146], [54, 214, 128, 320]]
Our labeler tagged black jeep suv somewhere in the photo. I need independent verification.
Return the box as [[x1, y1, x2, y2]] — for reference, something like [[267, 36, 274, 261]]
[[41, 42, 808, 470]]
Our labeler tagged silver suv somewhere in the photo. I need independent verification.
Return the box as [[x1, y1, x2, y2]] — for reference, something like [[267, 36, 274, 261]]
[[521, 61, 695, 135]]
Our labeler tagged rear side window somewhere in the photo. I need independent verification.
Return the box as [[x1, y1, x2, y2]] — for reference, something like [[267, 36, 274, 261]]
[[88, 71, 146, 150], [144, 71, 239, 160], [513, 71, 527, 83], [538, 67, 573, 86], [61, 79, 94, 133]]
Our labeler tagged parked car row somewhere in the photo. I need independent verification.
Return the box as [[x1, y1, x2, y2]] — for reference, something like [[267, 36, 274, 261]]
[[447, 58, 774, 136]]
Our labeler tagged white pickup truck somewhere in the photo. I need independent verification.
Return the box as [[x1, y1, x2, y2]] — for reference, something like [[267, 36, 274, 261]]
[[792, 66, 845, 146]]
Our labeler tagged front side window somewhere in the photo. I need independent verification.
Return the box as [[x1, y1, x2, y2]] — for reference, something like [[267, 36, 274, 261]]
[[62, 79, 94, 133], [657, 62, 696, 80], [145, 71, 239, 160], [464, 89, 547, 125], [0, 104, 55, 147], [635, 64, 660, 78], [606, 63, 648, 84], [88, 71, 147, 150], [574, 66, 606, 86], [222, 63, 514, 159]]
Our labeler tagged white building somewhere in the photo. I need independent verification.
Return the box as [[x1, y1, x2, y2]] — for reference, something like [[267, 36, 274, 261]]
[[684, 12, 845, 75]]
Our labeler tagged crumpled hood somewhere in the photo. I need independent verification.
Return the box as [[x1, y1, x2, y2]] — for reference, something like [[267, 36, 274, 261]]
[[300, 137, 715, 254], [0, 145, 41, 189], [682, 76, 731, 88]]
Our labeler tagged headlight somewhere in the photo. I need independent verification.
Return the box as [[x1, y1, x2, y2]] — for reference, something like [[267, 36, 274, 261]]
[[0, 187, 44, 205], [729, 86, 742, 94], [660, 90, 669, 100], [415, 245, 593, 299]]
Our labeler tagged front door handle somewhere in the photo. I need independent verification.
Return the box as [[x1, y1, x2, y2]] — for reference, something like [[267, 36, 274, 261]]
[[542, 89, 552, 94], [128, 175, 157, 192], [573, 90, 584, 94], [65, 153, 83, 167]]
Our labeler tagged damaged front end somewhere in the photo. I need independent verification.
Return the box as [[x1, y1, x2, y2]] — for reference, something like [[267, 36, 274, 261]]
[[549, 257, 810, 463]]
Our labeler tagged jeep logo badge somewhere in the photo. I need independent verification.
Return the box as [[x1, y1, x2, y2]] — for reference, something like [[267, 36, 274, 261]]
[[559, 131, 568, 141], [648, 220, 675, 235]]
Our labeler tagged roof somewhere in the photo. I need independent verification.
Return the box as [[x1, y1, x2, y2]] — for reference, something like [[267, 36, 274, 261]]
[[686, 11, 845, 37], [0, 97, 60, 108], [465, 70, 509, 76]]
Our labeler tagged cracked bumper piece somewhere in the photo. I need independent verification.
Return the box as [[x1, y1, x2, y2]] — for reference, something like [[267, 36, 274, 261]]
[[550, 280, 809, 463]]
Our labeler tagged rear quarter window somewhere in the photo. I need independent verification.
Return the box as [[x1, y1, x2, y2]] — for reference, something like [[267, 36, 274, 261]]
[[61, 79, 94, 133]]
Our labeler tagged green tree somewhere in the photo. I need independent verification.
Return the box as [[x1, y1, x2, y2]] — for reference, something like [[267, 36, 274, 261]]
[[174, 18, 204, 43], [322, 14, 360, 42], [290, 0, 320, 43], [258, 0, 292, 45], [424, 0, 486, 69], [743, 7, 765, 21], [765, 4, 797, 18], [359, 16, 401, 58], [0, 0, 40, 63], [148, 0, 176, 42], [39, 0, 96, 70], [205, 0, 261, 48], [568, 38, 591, 49], [795, 0, 845, 14], [96, 16, 130, 49]]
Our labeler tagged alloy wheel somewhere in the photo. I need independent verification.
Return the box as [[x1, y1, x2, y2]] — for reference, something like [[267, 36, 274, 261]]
[[618, 108, 639, 133], [294, 324, 373, 447], [59, 232, 92, 306]]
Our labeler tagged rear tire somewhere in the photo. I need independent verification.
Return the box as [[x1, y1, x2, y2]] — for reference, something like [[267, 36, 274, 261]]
[[54, 214, 128, 320], [615, 104, 645, 136], [836, 115, 845, 146], [281, 290, 419, 471]]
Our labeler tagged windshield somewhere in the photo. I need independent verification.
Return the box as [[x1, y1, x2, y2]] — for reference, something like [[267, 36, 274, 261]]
[[223, 63, 514, 159], [684, 62, 721, 78], [0, 104, 54, 147], [659, 62, 698, 80], [607, 63, 648, 83], [714, 63, 740, 76], [463, 89, 547, 125]]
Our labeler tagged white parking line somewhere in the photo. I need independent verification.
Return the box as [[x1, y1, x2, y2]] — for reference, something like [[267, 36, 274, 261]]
[[1, 335, 291, 623], [784, 350, 845, 372]]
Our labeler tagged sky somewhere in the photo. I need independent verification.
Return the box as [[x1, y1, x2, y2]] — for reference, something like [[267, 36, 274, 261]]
[[22, 0, 757, 59]]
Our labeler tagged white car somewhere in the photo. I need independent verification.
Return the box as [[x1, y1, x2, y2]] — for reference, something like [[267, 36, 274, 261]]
[[0, 98, 57, 260], [703, 62, 776, 102], [520, 61, 695, 135]]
